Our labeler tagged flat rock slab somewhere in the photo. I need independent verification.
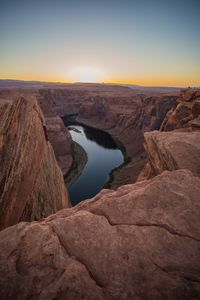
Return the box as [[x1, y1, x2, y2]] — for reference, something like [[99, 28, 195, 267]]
[[144, 131, 200, 176]]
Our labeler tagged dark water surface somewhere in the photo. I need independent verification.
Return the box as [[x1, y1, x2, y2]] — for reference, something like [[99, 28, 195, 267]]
[[67, 124, 124, 206]]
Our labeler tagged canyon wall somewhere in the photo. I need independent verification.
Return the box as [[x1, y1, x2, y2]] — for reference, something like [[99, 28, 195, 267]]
[[36, 93, 73, 176], [39, 88, 177, 187], [161, 88, 200, 131], [0, 96, 70, 230], [0, 89, 74, 177], [140, 88, 200, 180]]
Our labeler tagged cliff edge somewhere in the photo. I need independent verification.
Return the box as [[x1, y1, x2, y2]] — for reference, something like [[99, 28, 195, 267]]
[[0, 97, 70, 230]]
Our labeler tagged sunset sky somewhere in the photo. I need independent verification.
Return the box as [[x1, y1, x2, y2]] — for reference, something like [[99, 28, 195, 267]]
[[1, 0, 200, 86]]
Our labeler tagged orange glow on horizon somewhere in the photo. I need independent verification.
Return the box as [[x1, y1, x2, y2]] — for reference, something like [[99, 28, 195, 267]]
[[1, 75, 199, 87]]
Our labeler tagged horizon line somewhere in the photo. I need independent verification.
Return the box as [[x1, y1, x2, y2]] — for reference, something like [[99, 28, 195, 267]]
[[0, 78, 198, 88]]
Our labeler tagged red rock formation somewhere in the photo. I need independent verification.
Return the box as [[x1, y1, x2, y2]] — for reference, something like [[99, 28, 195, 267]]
[[77, 94, 177, 187], [144, 131, 200, 177], [0, 169, 200, 299], [38, 88, 177, 187], [0, 89, 74, 177], [36, 94, 73, 175], [161, 88, 200, 131], [0, 97, 70, 230]]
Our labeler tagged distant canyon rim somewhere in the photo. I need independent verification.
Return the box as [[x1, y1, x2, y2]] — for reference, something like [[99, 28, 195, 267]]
[[0, 80, 200, 299], [0, 82, 180, 190]]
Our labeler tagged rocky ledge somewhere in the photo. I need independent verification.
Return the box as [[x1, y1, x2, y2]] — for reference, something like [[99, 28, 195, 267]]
[[161, 88, 200, 131], [0, 97, 70, 230], [0, 169, 200, 299], [144, 130, 200, 178]]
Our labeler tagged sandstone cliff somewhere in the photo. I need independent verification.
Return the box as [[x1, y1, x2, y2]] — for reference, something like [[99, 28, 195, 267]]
[[0, 169, 200, 300], [36, 94, 73, 176], [39, 88, 177, 188], [161, 88, 200, 131], [138, 89, 200, 181], [0, 97, 70, 230]]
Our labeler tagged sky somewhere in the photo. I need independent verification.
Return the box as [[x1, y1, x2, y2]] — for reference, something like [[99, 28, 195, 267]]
[[0, 0, 200, 86]]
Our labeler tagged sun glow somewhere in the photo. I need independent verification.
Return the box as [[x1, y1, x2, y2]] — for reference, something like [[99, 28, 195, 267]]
[[69, 67, 105, 83]]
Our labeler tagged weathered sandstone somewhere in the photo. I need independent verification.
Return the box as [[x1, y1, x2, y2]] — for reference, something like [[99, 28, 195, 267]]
[[0, 97, 70, 230], [0, 169, 200, 299], [144, 131, 200, 177], [0, 89, 74, 177], [161, 88, 200, 131], [36, 94, 73, 175]]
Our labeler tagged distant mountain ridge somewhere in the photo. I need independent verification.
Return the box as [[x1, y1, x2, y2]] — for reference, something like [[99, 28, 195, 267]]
[[0, 79, 193, 92]]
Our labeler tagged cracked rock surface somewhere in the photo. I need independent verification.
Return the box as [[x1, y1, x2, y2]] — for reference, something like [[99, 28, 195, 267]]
[[0, 169, 200, 300]]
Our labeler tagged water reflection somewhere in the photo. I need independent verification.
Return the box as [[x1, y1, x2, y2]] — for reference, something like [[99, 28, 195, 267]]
[[66, 124, 124, 206]]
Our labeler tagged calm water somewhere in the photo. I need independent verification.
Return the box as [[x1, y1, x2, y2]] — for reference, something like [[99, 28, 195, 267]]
[[67, 125, 124, 206]]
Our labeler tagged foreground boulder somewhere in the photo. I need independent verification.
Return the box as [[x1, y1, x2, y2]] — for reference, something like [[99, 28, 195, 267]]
[[0, 169, 200, 299], [0, 97, 70, 230]]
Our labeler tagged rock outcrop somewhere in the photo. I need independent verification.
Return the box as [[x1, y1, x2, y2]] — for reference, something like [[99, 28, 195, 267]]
[[161, 88, 200, 131], [0, 97, 70, 230], [36, 94, 73, 176], [0, 169, 200, 300], [144, 131, 200, 177]]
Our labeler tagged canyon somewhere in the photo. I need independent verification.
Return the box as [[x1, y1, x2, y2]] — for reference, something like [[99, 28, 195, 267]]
[[38, 85, 178, 188], [0, 83, 200, 299]]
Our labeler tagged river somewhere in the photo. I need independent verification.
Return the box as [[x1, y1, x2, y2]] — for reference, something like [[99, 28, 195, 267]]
[[67, 124, 124, 205]]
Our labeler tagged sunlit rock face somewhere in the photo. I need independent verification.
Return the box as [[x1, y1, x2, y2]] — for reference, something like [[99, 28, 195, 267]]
[[161, 88, 200, 131], [0, 97, 70, 230], [0, 169, 200, 300]]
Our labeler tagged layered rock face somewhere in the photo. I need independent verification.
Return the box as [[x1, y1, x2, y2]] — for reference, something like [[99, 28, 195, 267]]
[[78, 94, 177, 187], [0, 97, 70, 230], [161, 88, 200, 131], [0, 89, 74, 177], [0, 169, 200, 300], [39, 88, 177, 187], [139, 88, 200, 180], [36, 94, 73, 175]]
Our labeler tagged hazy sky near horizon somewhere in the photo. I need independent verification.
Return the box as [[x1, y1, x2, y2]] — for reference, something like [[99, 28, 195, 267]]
[[0, 0, 200, 86]]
